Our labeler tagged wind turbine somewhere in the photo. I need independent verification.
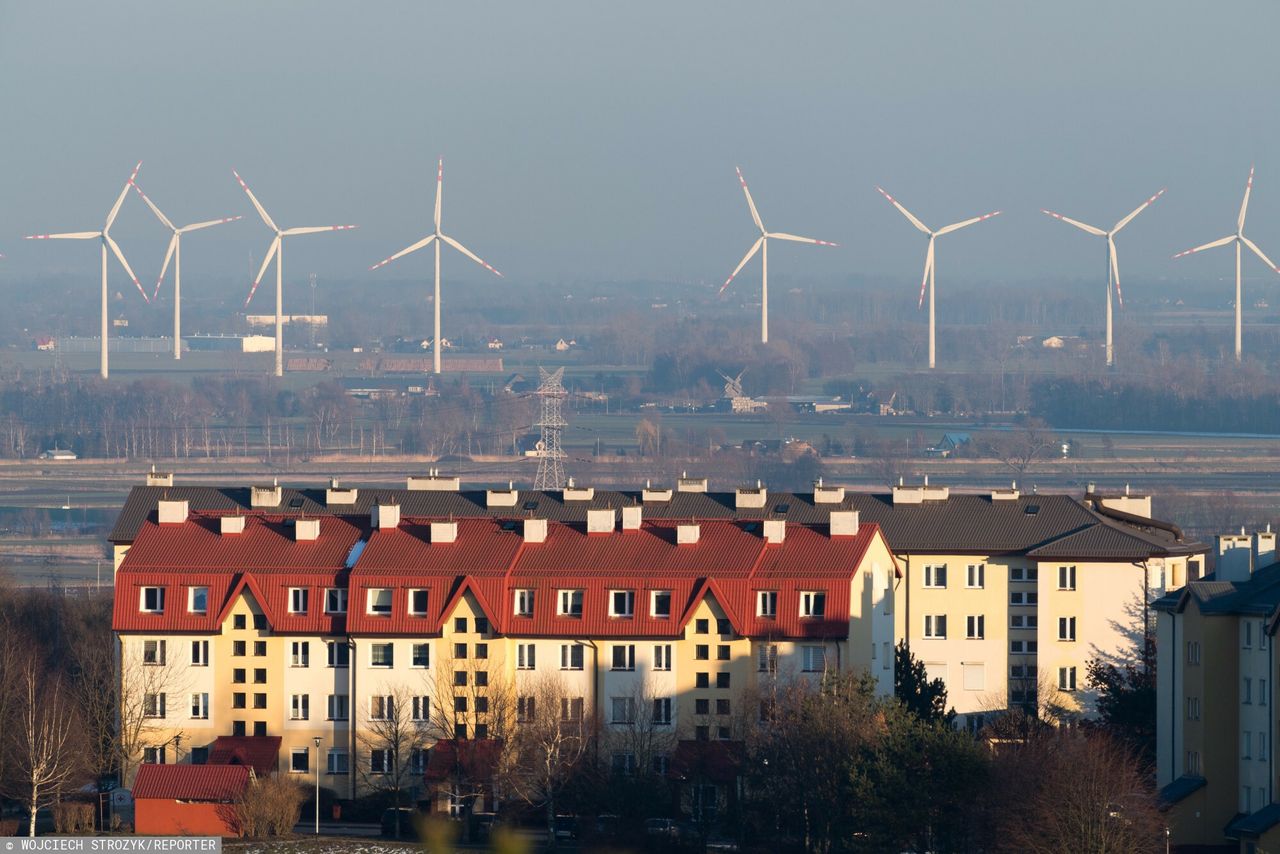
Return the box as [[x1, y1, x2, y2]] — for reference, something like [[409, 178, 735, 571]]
[[26, 162, 150, 379], [1173, 166, 1280, 361], [1041, 189, 1165, 367], [234, 169, 357, 377], [720, 167, 837, 344], [369, 159, 503, 374], [876, 187, 1000, 369], [131, 181, 242, 361]]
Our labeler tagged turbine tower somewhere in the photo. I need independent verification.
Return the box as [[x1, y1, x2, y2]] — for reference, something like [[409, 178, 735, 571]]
[[235, 169, 357, 377], [1041, 189, 1165, 367], [131, 181, 242, 360], [876, 187, 1000, 369], [26, 162, 150, 379], [370, 159, 504, 374], [1173, 166, 1280, 361], [720, 167, 837, 344]]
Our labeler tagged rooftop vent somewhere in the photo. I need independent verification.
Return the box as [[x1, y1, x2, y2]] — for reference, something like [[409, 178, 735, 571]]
[[642, 482, 673, 502], [486, 484, 519, 508], [891, 477, 949, 505], [1024, 504, 1040, 516], [220, 515, 245, 535], [372, 502, 400, 530], [295, 518, 320, 541], [677, 523, 701, 545], [250, 481, 282, 508], [991, 482, 1020, 501], [146, 466, 173, 487], [829, 510, 860, 537], [763, 519, 786, 544], [677, 473, 708, 493], [813, 480, 845, 504], [326, 478, 358, 505], [157, 499, 188, 525], [587, 508, 615, 534], [563, 479, 595, 501], [735, 483, 767, 509], [430, 521, 458, 543], [523, 518, 548, 543], [622, 506, 642, 531], [407, 470, 461, 491]]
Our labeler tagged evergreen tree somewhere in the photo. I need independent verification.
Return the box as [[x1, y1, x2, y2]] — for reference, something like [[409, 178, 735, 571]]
[[894, 640, 954, 724]]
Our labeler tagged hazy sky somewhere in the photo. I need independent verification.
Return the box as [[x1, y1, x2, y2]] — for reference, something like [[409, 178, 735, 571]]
[[2, 1, 1278, 300]]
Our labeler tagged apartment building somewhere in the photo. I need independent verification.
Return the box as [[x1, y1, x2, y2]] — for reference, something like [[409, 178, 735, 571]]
[[111, 486, 897, 812], [1155, 528, 1279, 852]]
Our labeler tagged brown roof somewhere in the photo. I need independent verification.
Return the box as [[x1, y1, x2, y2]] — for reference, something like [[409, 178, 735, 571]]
[[208, 736, 281, 776], [132, 763, 250, 801]]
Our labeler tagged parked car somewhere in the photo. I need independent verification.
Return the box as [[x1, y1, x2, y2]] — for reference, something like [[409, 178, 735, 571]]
[[380, 807, 420, 838], [553, 814, 579, 840]]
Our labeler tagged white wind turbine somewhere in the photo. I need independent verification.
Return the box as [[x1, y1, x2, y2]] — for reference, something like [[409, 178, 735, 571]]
[[370, 159, 503, 374], [720, 167, 837, 344], [1173, 166, 1280, 361], [235, 169, 357, 377], [132, 181, 242, 360], [26, 162, 150, 379], [1041, 188, 1165, 367], [876, 187, 1000, 369]]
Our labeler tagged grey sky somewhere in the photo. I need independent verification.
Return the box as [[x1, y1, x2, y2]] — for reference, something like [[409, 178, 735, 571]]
[[1, 1, 1278, 298]]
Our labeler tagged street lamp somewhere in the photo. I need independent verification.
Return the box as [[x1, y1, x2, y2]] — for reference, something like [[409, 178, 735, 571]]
[[314, 737, 322, 835]]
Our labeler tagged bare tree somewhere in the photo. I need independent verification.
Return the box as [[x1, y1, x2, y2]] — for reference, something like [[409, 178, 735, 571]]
[[985, 417, 1059, 476], [117, 641, 191, 788], [6, 657, 86, 836], [358, 685, 432, 840]]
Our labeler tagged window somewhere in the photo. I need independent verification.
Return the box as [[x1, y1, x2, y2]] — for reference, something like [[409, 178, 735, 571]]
[[253, 693, 267, 709], [1010, 566, 1037, 582], [327, 749, 349, 774], [253, 614, 267, 630], [191, 640, 209, 666], [454, 671, 467, 687], [966, 564, 985, 589], [455, 723, 468, 740], [558, 589, 583, 617], [1058, 565, 1077, 591], [327, 694, 349, 721], [610, 590, 635, 618], [1261, 732, 1269, 761], [800, 591, 827, 618], [652, 755, 669, 775], [291, 641, 309, 667], [325, 588, 348, 614], [370, 749, 390, 775], [560, 644, 584, 670], [966, 615, 985, 639], [560, 697, 584, 722], [371, 695, 395, 721], [367, 588, 392, 615], [1010, 614, 1039, 629], [716, 672, 731, 689], [717, 618, 732, 635], [1263, 680, 1268, 706], [408, 589, 429, 616], [142, 747, 166, 765], [1245, 621, 1255, 649], [291, 694, 310, 720], [1263, 623, 1269, 650], [188, 587, 208, 614], [477, 670, 490, 688], [518, 696, 536, 723], [232, 692, 246, 709], [716, 699, 731, 715], [653, 697, 673, 726], [410, 696, 429, 722], [1186, 751, 1200, 775], [517, 643, 536, 670], [327, 641, 349, 668], [1010, 591, 1039, 606], [455, 617, 468, 633], [475, 643, 488, 660], [233, 614, 246, 630], [695, 698, 709, 715], [802, 646, 826, 672], [1244, 677, 1254, 704], [962, 663, 985, 692], [695, 619, 709, 634], [455, 696, 468, 713], [1010, 640, 1039, 654], [191, 693, 209, 719], [757, 591, 778, 618], [143, 640, 166, 665], [514, 589, 535, 617], [409, 748, 427, 776], [695, 726, 709, 741], [371, 643, 394, 668], [759, 644, 778, 673], [611, 697, 636, 724], [923, 565, 947, 589], [924, 615, 947, 639], [1185, 696, 1200, 721], [143, 693, 166, 719], [1058, 667, 1077, 692], [254, 641, 267, 657], [288, 748, 309, 773], [696, 672, 709, 688], [289, 588, 308, 614], [654, 644, 672, 671], [231, 721, 245, 736], [1058, 617, 1076, 642], [695, 645, 709, 661], [717, 645, 730, 661], [140, 587, 166, 613], [475, 617, 489, 635], [455, 642, 468, 659], [253, 668, 266, 683], [611, 752, 637, 776], [411, 643, 430, 668], [611, 644, 636, 671], [1243, 731, 1253, 759], [651, 590, 672, 618]]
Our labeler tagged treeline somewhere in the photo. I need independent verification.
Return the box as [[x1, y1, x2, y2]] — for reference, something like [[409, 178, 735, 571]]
[[1032, 377, 1280, 433]]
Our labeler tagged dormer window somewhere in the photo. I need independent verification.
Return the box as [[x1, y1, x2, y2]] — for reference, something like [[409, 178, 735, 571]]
[[610, 590, 635, 619], [289, 588, 309, 614], [408, 589, 429, 616], [188, 587, 208, 615], [515, 589, 535, 617], [757, 591, 778, 618], [650, 590, 672, 619], [140, 587, 166, 614], [799, 591, 826, 619], [367, 588, 393, 616], [325, 589, 347, 614], [558, 590, 583, 618]]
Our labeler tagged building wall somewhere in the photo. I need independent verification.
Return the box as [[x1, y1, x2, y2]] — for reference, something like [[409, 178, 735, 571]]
[[134, 799, 238, 836]]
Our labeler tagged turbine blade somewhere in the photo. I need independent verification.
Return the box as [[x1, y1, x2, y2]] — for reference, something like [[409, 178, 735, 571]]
[[918, 237, 934, 309], [1239, 165, 1255, 233], [1041, 209, 1106, 237], [153, 234, 178, 301], [434, 159, 443, 232], [1242, 236, 1280, 274], [766, 232, 838, 246], [1109, 236, 1123, 308], [370, 234, 436, 271], [282, 225, 358, 236], [441, 234, 503, 277], [179, 215, 242, 234], [720, 236, 764, 294], [1112, 188, 1166, 234], [105, 233, 149, 303], [935, 210, 1001, 237], [104, 162, 141, 232], [245, 236, 281, 307], [26, 232, 101, 240], [1172, 235, 1236, 259], [875, 187, 931, 235], [131, 182, 176, 231], [736, 167, 765, 233], [232, 170, 279, 233]]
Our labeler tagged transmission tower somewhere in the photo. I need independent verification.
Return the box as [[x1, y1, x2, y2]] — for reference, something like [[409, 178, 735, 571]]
[[534, 367, 567, 490]]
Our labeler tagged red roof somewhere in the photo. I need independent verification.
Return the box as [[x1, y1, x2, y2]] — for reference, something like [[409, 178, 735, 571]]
[[208, 736, 281, 776], [132, 763, 250, 801], [424, 739, 503, 783]]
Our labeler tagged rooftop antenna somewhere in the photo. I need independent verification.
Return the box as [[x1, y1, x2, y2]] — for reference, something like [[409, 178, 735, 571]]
[[534, 367, 567, 490]]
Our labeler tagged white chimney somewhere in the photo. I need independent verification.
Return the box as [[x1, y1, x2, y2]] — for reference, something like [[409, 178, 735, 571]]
[[523, 518, 548, 543], [622, 506, 642, 531], [763, 519, 786, 544], [373, 502, 401, 530], [146, 466, 173, 487], [563, 482, 595, 501], [735, 484, 767, 509], [431, 521, 458, 543], [642, 485, 674, 502], [813, 482, 845, 504], [295, 518, 320, 541], [1255, 527, 1277, 569], [587, 509, 615, 534], [407, 471, 461, 491], [220, 515, 246, 535], [251, 481, 282, 507], [829, 510, 860, 537], [157, 499, 188, 525], [486, 486, 519, 507], [326, 478, 358, 505], [677, 474, 708, 493], [1216, 534, 1253, 582], [677, 523, 701, 544]]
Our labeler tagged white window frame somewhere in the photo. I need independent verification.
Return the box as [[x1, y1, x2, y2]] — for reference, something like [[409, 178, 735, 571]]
[[291, 694, 310, 721], [757, 591, 778, 618], [560, 644, 584, 671], [650, 590, 672, 619], [325, 588, 348, 614], [1058, 616, 1077, 642], [611, 644, 636, 671], [367, 588, 393, 616], [1058, 565, 1077, 591], [653, 697, 673, 726], [370, 695, 394, 722], [191, 640, 209, 667], [288, 587, 308, 614], [514, 589, 535, 617], [609, 590, 636, 618], [802, 645, 826, 673], [291, 641, 309, 667], [327, 694, 349, 721], [326, 749, 348, 774], [966, 564, 985, 589], [188, 586, 208, 614], [191, 692, 209, 720], [558, 589, 583, 617], [923, 565, 947, 589], [412, 643, 431, 668], [326, 640, 350, 668], [370, 642, 394, 668], [517, 643, 536, 671], [408, 589, 429, 616], [140, 586, 166, 614], [1058, 667, 1077, 692], [411, 696, 430, 722], [924, 614, 947, 639], [143, 693, 166, 719], [654, 644, 672, 672], [966, 615, 985, 640], [611, 696, 636, 725], [799, 591, 827, 618], [142, 639, 166, 666], [370, 749, 390, 775], [758, 643, 778, 674]]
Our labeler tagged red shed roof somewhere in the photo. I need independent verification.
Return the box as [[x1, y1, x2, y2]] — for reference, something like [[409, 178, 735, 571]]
[[208, 736, 281, 776], [132, 763, 250, 801]]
